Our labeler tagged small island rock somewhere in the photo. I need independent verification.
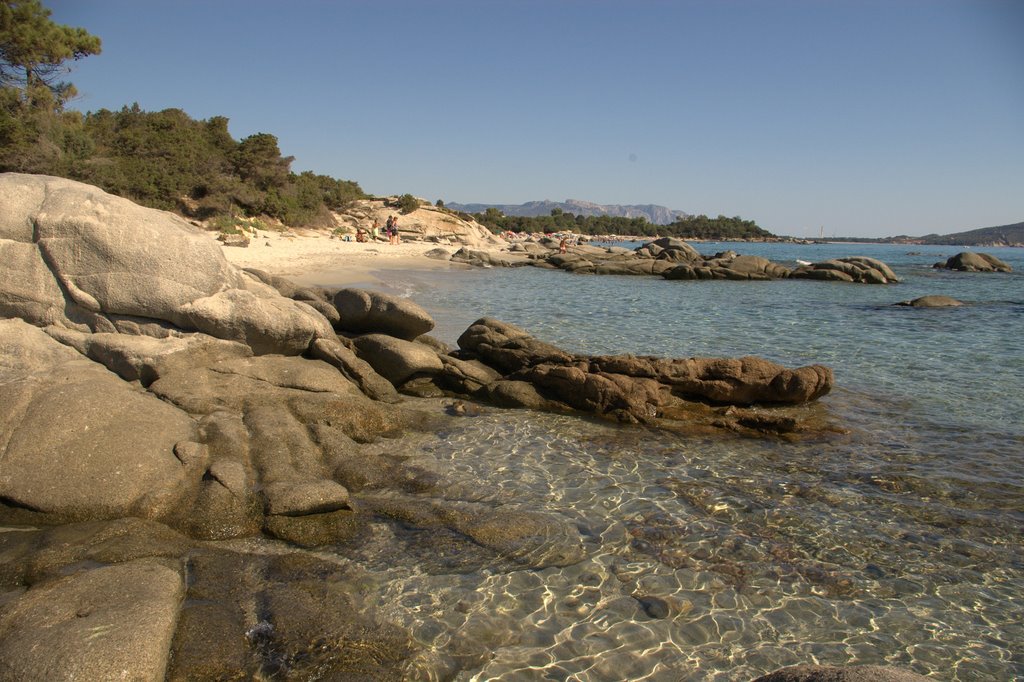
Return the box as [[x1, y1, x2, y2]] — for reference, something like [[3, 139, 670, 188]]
[[934, 251, 1012, 272], [896, 295, 965, 307]]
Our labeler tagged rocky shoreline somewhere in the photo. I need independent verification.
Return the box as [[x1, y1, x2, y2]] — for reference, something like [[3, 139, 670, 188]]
[[0, 174, 936, 680], [445, 236, 904, 284]]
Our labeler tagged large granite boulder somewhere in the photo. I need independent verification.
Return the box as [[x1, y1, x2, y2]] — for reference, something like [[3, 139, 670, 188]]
[[333, 288, 434, 340], [934, 251, 1012, 272], [0, 173, 333, 355], [0, 560, 184, 682], [0, 320, 195, 524]]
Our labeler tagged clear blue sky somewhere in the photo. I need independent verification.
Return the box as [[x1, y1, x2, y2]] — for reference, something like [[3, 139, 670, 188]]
[[49, 0, 1023, 237]]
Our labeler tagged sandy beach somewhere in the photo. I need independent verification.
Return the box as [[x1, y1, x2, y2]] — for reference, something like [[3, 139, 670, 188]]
[[216, 228, 479, 286]]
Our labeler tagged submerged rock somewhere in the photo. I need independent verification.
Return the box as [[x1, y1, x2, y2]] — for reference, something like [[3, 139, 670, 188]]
[[896, 295, 965, 307], [753, 664, 931, 682]]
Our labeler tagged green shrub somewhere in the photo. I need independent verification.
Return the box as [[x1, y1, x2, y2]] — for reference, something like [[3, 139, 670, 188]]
[[396, 194, 420, 214]]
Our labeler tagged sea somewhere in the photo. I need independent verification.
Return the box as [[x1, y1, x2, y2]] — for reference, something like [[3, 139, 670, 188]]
[[311, 242, 1024, 681]]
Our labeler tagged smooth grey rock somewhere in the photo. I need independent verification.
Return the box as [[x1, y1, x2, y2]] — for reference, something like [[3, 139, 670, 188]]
[[0, 240, 75, 328], [352, 333, 444, 386], [487, 380, 551, 410], [178, 289, 334, 355], [0, 174, 335, 355], [0, 320, 193, 523], [333, 288, 434, 340], [5, 174, 244, 318], [263, 480, 351, 516], [309, 337, 401, 403], [299, 297, 341, 327], [457, 317, 573, 373], [415, 333, 452, 355], [0, 560, 184, 682], [43, 326, 252, 385]]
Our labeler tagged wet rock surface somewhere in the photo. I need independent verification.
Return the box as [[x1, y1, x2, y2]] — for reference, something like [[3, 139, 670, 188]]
[[753, 664, 931, 682]]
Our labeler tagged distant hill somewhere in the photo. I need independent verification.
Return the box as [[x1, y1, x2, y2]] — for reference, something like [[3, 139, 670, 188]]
[[915, 221, 1024, 247], [446, 199, 690, 225]]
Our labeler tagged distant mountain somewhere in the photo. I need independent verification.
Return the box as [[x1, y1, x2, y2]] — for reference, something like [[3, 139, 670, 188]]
[[914, 221, 1024, 247], [446, 199, 690, 225]]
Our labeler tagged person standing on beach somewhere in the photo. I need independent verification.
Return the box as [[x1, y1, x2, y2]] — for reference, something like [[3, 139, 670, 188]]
[[372, 219, 381, 242], [391, 216, 401, 245]]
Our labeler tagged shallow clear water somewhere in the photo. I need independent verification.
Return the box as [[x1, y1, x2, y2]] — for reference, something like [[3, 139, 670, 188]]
[[311, 243, 1024, 680]]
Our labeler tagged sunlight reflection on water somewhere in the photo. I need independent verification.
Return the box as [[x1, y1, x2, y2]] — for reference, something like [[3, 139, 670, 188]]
[[308, 243, 1023, 679]]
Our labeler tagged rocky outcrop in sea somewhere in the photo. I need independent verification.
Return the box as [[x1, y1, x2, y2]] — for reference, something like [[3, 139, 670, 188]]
[[451, 236, 901, 284], [933, 251, 1013, 272], [0, 173, 906, 679]]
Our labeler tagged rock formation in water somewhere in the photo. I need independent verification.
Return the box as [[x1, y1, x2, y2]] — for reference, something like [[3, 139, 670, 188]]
[[452, 317, 833, 429], [452, 235, 901, 284], [933, 251, 1012, 272], [752, 664, 931, 682], [895, 295, 965, 307], [0, 173, 839, 678]]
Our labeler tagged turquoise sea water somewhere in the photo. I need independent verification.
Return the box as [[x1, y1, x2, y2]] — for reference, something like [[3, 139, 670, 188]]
[[313, 243, 1024, 680]]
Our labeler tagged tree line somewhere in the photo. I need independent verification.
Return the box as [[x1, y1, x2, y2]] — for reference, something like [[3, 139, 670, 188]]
[[471, 207, 775, 240], [0, 0, 364, 228], [2, 0, 773, 239]]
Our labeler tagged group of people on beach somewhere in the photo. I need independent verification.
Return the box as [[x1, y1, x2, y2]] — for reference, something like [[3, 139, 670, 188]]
[[354, 215, 401, 245]]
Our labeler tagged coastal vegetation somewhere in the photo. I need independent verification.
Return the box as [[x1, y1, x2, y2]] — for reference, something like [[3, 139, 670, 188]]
[[470, 207, 776, 240], [1, 0, 364, 228]]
